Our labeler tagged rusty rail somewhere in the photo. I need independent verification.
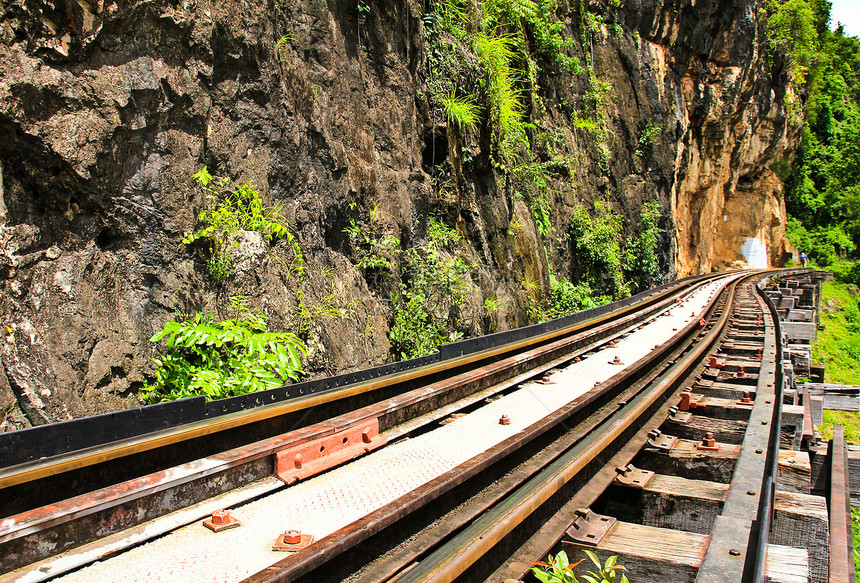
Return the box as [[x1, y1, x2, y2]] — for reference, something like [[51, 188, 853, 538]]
[[830, 425, 857, 583], [240, 275, 743, 583]]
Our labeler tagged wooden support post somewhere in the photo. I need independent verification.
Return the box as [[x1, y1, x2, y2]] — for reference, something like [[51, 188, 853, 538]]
[[781, 404, 805, 450], [772, 491, 829, 583], [602, 475, 727, 535], [848, 446, 860, 506], [777, 450, 811, 494], [765, 544, 810, 583]]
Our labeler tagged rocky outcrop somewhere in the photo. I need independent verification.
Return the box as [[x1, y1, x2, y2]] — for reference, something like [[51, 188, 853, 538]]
[[0, 0, 796, 427]]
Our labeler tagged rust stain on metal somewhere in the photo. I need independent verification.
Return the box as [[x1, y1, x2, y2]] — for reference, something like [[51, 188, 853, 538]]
[[613, 465, 654, 489], [564, 509, 617, 546], [274, 419, 386, 484]]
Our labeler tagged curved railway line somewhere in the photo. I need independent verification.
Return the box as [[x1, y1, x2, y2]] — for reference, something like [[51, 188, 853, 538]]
[[0, 269, 852, 583]]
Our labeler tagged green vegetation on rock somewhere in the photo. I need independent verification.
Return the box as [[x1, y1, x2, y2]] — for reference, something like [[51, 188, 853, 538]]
[[183, 168, 299, 284]]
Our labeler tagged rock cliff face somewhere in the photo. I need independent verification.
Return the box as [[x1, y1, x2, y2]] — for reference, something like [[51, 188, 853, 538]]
[[0, 0, 796, 427]]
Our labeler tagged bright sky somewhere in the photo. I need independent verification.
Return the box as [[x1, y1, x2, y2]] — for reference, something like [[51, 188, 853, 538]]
[[831, 0, 860, 38]]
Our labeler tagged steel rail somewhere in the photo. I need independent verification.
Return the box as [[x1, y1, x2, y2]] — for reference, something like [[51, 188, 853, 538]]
[[386, 275, 743, 583], [241, 277, 735, 583], [830, 425, 856, 583], [750, 277, 785, 583], [0, 276, 721, 491], [482, 282, 736, 583], [695, 278, 780, 582], [0, 277, 719, 577]]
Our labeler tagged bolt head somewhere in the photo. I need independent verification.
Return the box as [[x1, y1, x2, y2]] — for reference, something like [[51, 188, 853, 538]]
[[283, 530, 302, 544], [211, 510, 229, 525]]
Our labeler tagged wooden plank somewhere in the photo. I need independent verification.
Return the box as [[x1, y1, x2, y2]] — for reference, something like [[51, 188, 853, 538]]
[[602, 475, 727, 535], [777, 450, 811, 494], [766, 544, 809, 583], [699, 381, 756, 400], [662, 415, 748, 445], [782, 322, 817, 342], [636, 439, 740, 483], [772, 491, 828, 583], [563, 521, 707, 582], [786, 309, 814, 322], [695, 396, 754, 421], [848, 446, 860, 506], [782, 404, 805, 450]]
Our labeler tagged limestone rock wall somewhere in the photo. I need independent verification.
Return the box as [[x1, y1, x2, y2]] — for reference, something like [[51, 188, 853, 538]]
[[0, 0, 796, 427]]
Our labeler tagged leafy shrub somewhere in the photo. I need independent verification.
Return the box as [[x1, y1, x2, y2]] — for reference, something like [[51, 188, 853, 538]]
[[344, 203, 401, 282], [184, 168, 297, 284], [142, 297, 307, 402], [531, 550, 629, 583], [548, 280, 609, 316], [765, 0, 819, 83]]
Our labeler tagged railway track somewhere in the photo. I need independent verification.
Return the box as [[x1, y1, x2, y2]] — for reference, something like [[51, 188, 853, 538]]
[[0, 269, 851, 583]]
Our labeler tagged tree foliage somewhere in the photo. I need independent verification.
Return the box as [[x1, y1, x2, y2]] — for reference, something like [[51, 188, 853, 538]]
[[778, 3, 860, 272]]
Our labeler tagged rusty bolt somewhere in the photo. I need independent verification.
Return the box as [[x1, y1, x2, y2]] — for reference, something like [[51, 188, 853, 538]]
[[203, 509, 240, 532], [573, 356, 582, 363], [294, 453, 303, 469], [499, 414, 511, 425], [701, 432, 716, 448], [739, 391, 752, 404], [608, 341, 616, 348], [691, 311, 696, 317], [699, 318, 707, 328], [610, 355, 623, 365], [283, 530, 302, 544], [211, 510, 230, 525]]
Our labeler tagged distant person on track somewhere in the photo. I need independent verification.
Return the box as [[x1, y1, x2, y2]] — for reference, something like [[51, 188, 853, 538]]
[[800, 251, 808, 268]]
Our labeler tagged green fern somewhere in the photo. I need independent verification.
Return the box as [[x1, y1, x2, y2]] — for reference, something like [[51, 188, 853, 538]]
[[441, 90, 482, 131], [143, 298, 307, 402]]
